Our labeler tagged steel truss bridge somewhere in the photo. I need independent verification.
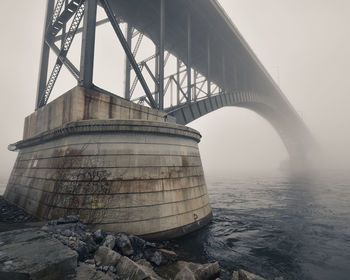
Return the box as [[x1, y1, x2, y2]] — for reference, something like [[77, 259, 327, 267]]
[[36, 0, 313, 164]]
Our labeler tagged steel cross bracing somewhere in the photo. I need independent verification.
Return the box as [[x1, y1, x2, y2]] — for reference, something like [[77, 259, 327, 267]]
[[36, 0, 234, 112], [39, 1, 85, 108]]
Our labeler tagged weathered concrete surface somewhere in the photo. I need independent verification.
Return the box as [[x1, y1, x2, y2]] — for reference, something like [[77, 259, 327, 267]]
[[23, 86, 166, 140], [5, 88, 212, 239], [0, 228, 78, 280]]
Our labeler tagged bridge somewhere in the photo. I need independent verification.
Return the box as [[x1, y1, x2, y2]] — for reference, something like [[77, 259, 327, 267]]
[[4, 0, 313, 239]]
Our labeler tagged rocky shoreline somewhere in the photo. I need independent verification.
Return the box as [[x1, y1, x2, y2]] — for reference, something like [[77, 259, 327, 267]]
[[0, 196, 282, 280]]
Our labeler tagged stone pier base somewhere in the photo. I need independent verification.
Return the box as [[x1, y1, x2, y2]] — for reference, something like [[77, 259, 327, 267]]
[[4, 87, 212, 239]]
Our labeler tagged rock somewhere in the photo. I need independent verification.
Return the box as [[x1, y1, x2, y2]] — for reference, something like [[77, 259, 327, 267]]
[[145, 250, 163, 266], [0, 196, 37, 224], [129, 235, 156, 260], [84, 259, 95, 265], [115, 232, 134, 256], [70, 240, 90, 261], [136, 259, 153, 269], [85, 233, 99, 255], [232, 271, 239, 280], [174, 267, 196, 280], [103, 234, 116, 249], [43, 217, 88, 243], [176, 261, 220, 280], [232, 269, 266, 280], [94, 246, 121, 267], [107, 265, 117, 274], [145, 248, 178, 266], [93, 229, 107, 244], [129, 235, 147, 251], [47, 215, 81, 225], [274, 278, 284, 280], [158, 249, 177, 262], [41, 225, 49, 231], [116, 256, 157, 280], [194, 262, 220, 280], [0, 228, 78, 280], [62, 229, 72, 237], [76, 263, 113, 280], [136, 259, 165, 280]]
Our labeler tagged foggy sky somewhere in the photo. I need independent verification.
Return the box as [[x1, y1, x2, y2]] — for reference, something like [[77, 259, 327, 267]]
[[0, 0, 349, 181]]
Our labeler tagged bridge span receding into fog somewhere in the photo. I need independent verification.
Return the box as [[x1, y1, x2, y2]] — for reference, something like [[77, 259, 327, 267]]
[[4, 0, 314, 239]]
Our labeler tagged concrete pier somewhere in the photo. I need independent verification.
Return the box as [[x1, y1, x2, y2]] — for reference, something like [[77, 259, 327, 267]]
[[4, 87, 212, 239]]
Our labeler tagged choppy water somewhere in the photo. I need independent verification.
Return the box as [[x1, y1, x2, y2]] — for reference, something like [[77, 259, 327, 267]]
[[175, 171, 350, 280]]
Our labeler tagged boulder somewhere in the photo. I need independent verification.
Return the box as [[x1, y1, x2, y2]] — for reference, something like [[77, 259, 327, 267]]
[[136, 259, 165, 280], [115, 232, 134, 256], [51, 232, 97, 261], [94, 246, 121, 267], [232, 269, 266, 280], [129, 235, 156, 260], [85, 233, 99, 256], [174, 267, 196, 280], [232, 271, 239, 280], [56, 215, 81, 225], [158, 249, 177, 262], [115, 256, 165, 280], [42, 216, 88, 243], [176, 261, 220, 280], [0, 228, 77, 280], [145, 248, 178, 266], [69, 239, 90, 261], [103, 235, 116, 249], [76, 263, 113, 280], [194, 262, 220, 280], [115, 256, 151, 280], [93, 229, 107, 244]]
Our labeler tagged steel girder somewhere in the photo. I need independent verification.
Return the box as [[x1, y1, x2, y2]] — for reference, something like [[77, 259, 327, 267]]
[[36, 0, 228, 111], [36, 0, 162, 109]]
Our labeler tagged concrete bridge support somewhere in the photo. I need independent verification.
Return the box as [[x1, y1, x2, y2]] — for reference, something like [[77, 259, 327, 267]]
[[4, 87, 212, 239]]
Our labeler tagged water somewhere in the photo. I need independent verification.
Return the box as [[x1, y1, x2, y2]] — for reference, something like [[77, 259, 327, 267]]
[[1, 172, 349, 279], [175, 171, 350, 280]]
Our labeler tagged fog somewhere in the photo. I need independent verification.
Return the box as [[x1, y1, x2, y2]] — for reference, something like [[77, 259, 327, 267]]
[[0, 0, 349, 182]]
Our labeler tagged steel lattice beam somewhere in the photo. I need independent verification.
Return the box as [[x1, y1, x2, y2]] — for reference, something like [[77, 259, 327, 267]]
[[100, 0, 157, 109], [38, 1, 85, 108]]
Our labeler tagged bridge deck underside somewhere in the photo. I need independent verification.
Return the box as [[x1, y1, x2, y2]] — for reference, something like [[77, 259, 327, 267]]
[[106, 0, 276, 95]]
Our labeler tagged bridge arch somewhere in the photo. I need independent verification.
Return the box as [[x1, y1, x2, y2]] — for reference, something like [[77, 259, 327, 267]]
[[166, 91, 313, 167]]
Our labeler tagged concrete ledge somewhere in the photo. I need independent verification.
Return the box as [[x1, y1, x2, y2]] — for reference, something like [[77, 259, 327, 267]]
[[11, 119, 202, 151]]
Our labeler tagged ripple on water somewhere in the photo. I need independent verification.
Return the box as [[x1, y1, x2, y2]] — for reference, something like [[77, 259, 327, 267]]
[[174, 171, 350, 280]]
